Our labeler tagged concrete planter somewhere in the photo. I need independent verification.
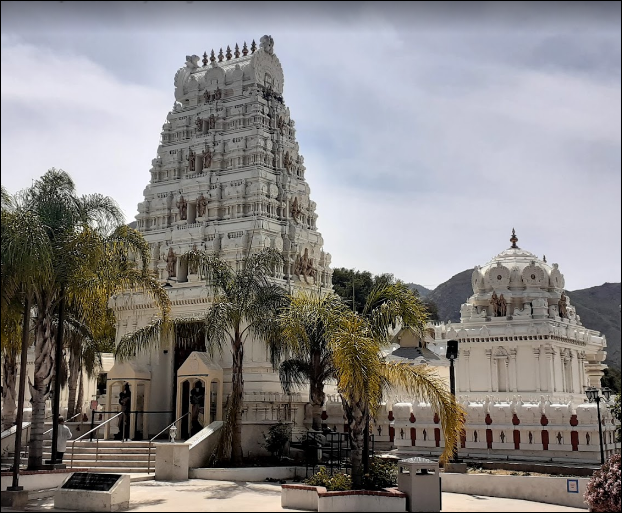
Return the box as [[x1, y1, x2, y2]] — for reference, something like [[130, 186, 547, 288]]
[[281, 484, 406, 512]]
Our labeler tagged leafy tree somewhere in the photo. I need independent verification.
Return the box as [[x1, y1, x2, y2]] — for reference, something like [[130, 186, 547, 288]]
[[276, 291, 347, 430], [1, 170, 168, 468], [331, 268, 375, 314], [601, 367, 621, 395], [610, 394, 621, 443], [330, 279, 464, 489], [116, 247, 287, 466]]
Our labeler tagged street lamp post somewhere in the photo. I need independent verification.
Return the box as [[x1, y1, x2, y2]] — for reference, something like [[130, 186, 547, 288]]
[[446, 340, 460, 463], [586, 387, 612, 465]]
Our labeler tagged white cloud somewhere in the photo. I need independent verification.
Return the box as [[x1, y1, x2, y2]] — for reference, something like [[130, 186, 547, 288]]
[[1, 6, 620, 292]]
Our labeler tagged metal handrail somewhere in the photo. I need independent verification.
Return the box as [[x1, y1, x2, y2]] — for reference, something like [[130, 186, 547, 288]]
[[147, 412, 190, 474], [43, 412, 84, 436], [69, 412, 123, 470]]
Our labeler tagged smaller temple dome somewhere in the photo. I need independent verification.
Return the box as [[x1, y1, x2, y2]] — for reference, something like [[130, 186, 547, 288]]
[[472, 229, 565, 295]]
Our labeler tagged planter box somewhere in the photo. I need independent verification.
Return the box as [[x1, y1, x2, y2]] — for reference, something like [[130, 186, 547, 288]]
[[281, 484, 406, 512]]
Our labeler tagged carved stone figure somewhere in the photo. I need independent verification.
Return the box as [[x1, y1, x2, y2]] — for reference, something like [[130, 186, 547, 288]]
[[166, 248, 177, 278], [197, 193, 207, 218], [190, 381, 205, 435], [283, 151, 291, 172], [490, 291, 500, 317], [195, 116, 203, 131], [500, 431, 505, 443], [202, 147, 212, 170], [277, 116, 285, 134], [498, 294, 507, 317], [260, 35, 275, 55], [187, 149, 196, 173], [474, 431, 478, 443], [176, 195, 188, 220], [290, 196, 302, 221], [558, 292, 568, 318], [557, 432, 563, 444], [586, 432, 590, 445], [529, 431, 533, 444], [209, 114, 216, 129], [294, 248, 316, 284], [214, 87, 222, 100], [423, 429, 427, 441]]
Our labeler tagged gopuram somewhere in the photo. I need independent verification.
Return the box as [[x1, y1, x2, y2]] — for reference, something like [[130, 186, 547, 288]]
[[108, 36, 332, 450]]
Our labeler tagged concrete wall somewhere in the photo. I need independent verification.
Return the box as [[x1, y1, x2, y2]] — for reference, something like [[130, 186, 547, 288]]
[[1, 470, 82, 492], [441, 473, 589, 509], [190, 466, 305, 482], [188, 421, 222, 469]]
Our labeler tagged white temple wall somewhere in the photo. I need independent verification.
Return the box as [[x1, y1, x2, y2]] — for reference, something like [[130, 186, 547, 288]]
[[516, 346, 535, 392], [467, 346, 489, 392]]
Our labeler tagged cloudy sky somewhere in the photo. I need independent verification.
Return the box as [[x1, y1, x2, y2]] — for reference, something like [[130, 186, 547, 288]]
[[2, 1, 620, 291]]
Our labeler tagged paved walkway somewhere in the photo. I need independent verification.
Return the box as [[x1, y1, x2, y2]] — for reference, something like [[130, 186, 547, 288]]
[[1, 479, 588, 512]]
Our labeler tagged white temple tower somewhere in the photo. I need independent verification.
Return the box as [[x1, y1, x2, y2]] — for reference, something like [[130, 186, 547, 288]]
[[110, 36, 332, 444]]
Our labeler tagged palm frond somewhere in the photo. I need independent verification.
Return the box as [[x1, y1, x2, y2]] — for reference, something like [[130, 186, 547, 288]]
[[278, 359, 311, 393], [379, 361, 465, 464]]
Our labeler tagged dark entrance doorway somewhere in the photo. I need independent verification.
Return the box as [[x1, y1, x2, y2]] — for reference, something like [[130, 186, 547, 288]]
[[172, 322, 206, 439]]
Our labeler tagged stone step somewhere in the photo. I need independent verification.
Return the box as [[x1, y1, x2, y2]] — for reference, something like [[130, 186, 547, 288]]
[[43, 447, 152, 455], [68, 466, 153, 473], [45, 453, 151, 462], [43, 441, 153, 449], [64, 460, 151, 469]]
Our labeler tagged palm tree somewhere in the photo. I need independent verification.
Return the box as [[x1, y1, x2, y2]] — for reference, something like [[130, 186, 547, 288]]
[[2, 169, 169, 468], [329, 280, 465, 489], [116, 247, 288, 466], [276, 290, 346, 431]]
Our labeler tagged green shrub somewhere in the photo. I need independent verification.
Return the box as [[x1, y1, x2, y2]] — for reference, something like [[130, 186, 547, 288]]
[[261, 422, 291, 460], [305, 466, 352, 491], [362, 457, 398, 490]]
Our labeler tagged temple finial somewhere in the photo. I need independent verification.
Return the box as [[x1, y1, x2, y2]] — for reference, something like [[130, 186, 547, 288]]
[[510, 228, 518, 249], [543, 254, 547, 263], [251, 40, 257, 53], [234, 43, 240, 58], [202, 52, 208, 67], [218, 48, 224, 62], [242, 41, 248, 56]]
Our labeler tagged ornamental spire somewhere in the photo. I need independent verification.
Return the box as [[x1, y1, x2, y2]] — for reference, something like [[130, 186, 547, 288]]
[[510, 228, 519, 249]]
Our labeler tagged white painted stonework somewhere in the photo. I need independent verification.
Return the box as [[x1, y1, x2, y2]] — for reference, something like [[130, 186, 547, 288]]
[[109, 36, 333, 440], [376, 234, 617, 463]]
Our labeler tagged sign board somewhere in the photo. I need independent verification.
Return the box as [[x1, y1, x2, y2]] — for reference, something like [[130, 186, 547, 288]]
[[567, 479, 579, 493], [90, 400, 98, 410], [62, 473, 121, 492]]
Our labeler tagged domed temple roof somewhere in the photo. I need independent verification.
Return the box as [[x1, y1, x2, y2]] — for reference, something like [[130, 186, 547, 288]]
[[471, 229, 565, 295]]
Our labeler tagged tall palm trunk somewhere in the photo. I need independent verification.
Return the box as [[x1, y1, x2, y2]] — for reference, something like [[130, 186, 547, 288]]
[[342, 397, 367, 490], [310, 352, 325, 431], [229, 331, 244, 465], [28, 307, 55, 469], [1, 350, 18, 431], [67, 349, 81, 419], [76, 367, 84, 416]]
